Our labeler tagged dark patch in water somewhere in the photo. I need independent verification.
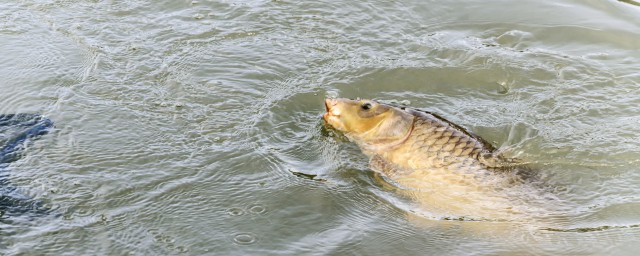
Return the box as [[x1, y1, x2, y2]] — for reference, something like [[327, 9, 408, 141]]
[[290, 170, 327, 182], [619, 0, 640, 7], [543, 224, 640, 233], [0, 114, 54, 220]]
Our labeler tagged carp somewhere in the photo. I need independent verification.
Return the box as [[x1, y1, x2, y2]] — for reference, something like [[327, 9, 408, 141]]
[[323, 98, 537, 220]]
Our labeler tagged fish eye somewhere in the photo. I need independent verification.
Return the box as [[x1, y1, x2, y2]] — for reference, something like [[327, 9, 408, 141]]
[[361, 102, 372, 110]]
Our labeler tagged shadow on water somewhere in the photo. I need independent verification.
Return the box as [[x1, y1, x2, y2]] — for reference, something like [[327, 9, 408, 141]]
[[0, 114, 54, 221], [619, 0, 640, 7]]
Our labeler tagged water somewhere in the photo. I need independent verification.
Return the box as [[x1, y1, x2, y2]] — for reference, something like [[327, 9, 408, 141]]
[[1, 0, 639, 254]]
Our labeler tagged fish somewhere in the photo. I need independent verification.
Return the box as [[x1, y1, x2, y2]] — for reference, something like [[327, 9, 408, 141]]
[[323, 98, 538, 220], [1, 114, 54, 219]]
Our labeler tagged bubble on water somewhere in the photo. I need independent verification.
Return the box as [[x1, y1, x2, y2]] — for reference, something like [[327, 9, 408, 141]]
[[70, 207, 95, 217], [233, 233, 257, 245], [227, 207, 245, 216], [248, 204, 266, 214], [148, 229, 160, 236], [154, 235, 175, 244], [498, 85, 509, 94], [399, 100, 411, 105], [325, 90, 339, 99], [193, 14, 205, 20], [175, 246, 189, 253], [497, 81, 509, 94], [99, 214, 108, 223]]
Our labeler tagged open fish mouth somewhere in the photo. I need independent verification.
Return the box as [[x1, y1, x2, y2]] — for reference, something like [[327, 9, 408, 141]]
[[323, 98, 340, 122], [323, 98, 351, 133], [324, 98, 337, 112], [324, 98, 331, 112]]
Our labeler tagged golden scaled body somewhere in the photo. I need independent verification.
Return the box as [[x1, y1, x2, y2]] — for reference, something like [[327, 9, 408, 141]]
[[323, 98, 534, 220]]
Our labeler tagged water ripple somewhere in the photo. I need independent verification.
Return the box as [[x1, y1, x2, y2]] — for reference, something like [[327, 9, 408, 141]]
[[1, 0, 640, 255]]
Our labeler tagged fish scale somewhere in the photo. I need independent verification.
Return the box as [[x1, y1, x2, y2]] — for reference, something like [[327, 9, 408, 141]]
[[403, 110, 492, 172]]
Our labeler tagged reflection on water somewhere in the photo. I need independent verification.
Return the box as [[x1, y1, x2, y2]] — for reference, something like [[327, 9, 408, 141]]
[[1, 0, 639, 255]]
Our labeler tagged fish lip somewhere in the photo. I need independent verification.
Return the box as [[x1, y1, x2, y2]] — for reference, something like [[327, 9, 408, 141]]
[[322, 112, 330, 122], [324, 98, 339, 117], [323, 98, 341, 125], [324, 98, 333, 112]]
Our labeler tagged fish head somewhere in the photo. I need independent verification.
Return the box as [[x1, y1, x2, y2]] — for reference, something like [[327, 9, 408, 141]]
[[323, 98, 413, 143]]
